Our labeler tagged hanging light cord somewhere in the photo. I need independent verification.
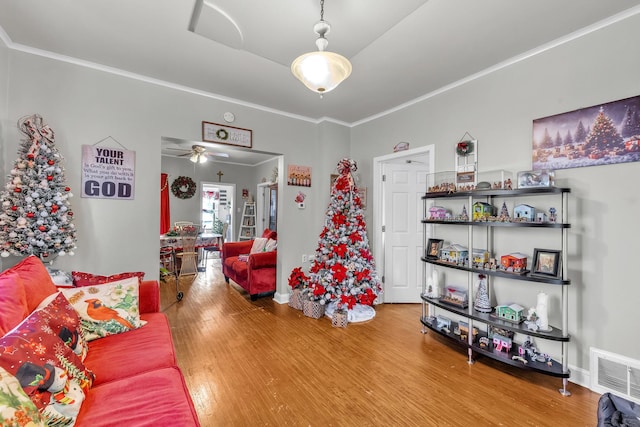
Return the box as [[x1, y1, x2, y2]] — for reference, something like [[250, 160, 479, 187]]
[[320, 0, 324, 21]]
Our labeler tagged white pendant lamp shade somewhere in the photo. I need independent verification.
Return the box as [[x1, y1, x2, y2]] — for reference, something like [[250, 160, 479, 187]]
[[291, 50, 351, 94], [291, 0, 351, 95]]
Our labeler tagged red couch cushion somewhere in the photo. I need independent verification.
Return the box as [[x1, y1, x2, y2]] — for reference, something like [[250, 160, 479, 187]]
[[1, 255, 57, 312], [0, 272, 29, 336], [231, 260, 248, 283], [83, 313, 177, 386], [75, 367, 200, 426]]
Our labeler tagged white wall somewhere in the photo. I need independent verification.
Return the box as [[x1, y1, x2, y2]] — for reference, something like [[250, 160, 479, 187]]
[[0, 50, 351, 301], [351, 15, 640, 372]]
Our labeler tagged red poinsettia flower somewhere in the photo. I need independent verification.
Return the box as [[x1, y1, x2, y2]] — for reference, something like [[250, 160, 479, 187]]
[[320, 227, 329, 239], [332, 213, 346, 227], [355, 269, 370, 282], [331, 263, 348, 282], [339, 294, 357, 310], [333, 243, 348, 258], [359, 248, 373, 262], [310, 262, 323, 274], [348, 232, 362, 244], [311, 283, 326, 297], [288, 267, 309, 289]]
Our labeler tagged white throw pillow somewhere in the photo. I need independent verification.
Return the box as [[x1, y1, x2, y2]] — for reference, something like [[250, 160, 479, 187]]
[[250, 237, 268, 254], [265, 238, 277, 252]]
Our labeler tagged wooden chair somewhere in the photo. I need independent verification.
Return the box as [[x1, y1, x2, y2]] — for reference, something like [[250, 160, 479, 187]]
[[203, 223, 228, 264], [174, 225, 199, 300], [174, 221, 194, 229]]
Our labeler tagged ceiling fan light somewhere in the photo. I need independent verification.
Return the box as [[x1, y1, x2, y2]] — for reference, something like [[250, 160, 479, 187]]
[[199, 154, 207, 163], [190, 153, 199, 163]]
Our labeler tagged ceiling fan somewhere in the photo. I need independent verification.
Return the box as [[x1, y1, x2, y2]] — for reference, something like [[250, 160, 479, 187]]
[[165, 144, 230, 163]]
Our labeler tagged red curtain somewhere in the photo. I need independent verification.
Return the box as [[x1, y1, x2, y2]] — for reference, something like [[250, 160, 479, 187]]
[[160, 173, 170, 234]]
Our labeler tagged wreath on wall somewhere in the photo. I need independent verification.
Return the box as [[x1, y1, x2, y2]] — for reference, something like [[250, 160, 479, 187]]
[[171, 176, 196, 199], [216, 129, 229, 140]]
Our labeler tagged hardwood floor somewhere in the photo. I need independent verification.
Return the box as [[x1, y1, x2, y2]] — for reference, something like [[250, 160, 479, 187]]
[[160, 260, 599, 426]]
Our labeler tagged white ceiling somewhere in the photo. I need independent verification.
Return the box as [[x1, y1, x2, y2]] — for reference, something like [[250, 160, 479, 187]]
[[1, 1, 639, 127]]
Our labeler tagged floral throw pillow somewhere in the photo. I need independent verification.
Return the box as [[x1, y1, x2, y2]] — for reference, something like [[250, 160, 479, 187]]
[[0, 313, 94, 426], [60, 277, 146, 341], [70, 271, 145, 287], [36, 292, 89, 361], [0, 366, 46, 426]]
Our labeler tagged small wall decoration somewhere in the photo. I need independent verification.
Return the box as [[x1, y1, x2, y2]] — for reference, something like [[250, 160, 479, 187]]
[[532, 94, 640, 170], [242, 188, 249, 199], [532, 248, 562, 278], [202, 121, 252, 148], [287, 164, 311, 187], [81, 139, 135, 200], [393, 141, 410, 152], [171, 176, 197, 199], [455, 132, 478, 189]]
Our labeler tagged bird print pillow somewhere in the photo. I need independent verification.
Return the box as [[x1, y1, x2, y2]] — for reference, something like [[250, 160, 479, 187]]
[[59, 277, 147, 341]]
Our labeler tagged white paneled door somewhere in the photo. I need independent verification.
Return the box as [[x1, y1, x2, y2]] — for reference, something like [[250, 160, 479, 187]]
[[383, 162, 429, 302]]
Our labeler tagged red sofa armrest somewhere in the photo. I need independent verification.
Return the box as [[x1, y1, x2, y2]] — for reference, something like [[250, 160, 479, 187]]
[[139, 280, 160, 314], [222, 241, 253, 259], [248, 251, 277, 269]]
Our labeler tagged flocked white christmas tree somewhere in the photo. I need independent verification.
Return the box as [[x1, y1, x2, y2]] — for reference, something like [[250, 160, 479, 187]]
[[307, 158, 382, 310], [0, 115, 77, 260]]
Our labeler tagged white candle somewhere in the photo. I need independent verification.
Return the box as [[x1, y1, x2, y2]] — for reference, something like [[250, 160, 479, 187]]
[[536, 292, 549, 331]]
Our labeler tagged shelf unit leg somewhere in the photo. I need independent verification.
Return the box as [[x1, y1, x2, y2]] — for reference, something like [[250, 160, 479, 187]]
[[467, 348, 475, 365], [558, 378, 571, 396]]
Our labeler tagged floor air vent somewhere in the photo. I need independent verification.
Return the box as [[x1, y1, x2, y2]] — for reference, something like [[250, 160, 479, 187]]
[[591, 347, 640, 403]]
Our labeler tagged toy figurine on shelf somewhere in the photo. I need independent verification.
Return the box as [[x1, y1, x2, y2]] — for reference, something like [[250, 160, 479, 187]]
[[549, 207, 557, 223], [498, 202, 510, 222], [473, 274, 492, 313], [460, 205, 469, 221]]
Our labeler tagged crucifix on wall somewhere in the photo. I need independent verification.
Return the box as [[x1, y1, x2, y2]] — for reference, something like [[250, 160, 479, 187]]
[[217, 170, 224, 182]]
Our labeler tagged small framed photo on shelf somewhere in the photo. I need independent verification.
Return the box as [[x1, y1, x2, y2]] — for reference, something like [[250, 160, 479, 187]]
[[426, 239, 444, 260], [532, 248, 562, 278]]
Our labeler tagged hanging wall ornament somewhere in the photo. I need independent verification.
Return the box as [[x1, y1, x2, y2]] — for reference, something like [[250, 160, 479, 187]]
[[171, 176, 197, 199]]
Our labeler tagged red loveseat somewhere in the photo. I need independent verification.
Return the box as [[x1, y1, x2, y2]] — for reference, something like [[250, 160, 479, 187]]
[[0, 256, 200, 426], [222, 229, 277, 300]]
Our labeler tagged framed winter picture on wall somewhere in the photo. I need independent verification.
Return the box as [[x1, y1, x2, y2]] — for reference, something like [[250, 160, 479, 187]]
[[532, 94, 640, 170]]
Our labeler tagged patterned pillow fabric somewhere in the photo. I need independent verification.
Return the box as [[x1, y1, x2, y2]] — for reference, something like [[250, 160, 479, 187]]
[[0, 312, 94, 426], [60, 277, 146, 341], [36, 292, 89, 361], [0, 366, 46, 426], [250, 237, 268, 254], [70, 270, 145, 287], [265, 238, 278, 252]]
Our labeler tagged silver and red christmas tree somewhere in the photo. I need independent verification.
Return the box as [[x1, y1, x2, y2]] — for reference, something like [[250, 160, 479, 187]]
[[307, 158, 382, 309], [0, 115, 77, 260]]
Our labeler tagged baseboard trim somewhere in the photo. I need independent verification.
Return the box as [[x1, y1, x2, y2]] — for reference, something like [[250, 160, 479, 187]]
[[273, 291, 288, 304], [568, 364, 590, 390]]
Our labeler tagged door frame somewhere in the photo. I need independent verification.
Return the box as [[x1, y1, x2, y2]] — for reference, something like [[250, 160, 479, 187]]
[[372, 144, 435, 302], [200, 182, 235, 241]]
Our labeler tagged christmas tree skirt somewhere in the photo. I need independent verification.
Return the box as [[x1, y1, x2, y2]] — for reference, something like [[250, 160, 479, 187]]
[[325, 301, 376, 323]]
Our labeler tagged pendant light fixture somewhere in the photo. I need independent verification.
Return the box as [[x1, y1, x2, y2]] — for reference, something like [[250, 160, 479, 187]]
[[291, 0, 352, 97]]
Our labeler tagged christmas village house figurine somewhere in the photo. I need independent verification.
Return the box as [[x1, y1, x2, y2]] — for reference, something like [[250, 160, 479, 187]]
[[513, 204, 536, 222], [428, 206, 450, 220], [441, 286, 468, 308], [439, 244, 469, 265], [472, 201, 495, 221], [495, 303, 525, 324], [472, 249, 489, 268], [500, 253, 528, 273]]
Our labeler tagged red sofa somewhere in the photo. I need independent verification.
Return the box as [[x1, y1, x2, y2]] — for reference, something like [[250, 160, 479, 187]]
[[222, 229, 277, 300], [0, 256, 200, 426]]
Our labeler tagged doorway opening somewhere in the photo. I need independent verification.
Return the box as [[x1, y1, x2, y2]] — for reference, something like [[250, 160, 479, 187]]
[[201, 182, 235, 242]]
